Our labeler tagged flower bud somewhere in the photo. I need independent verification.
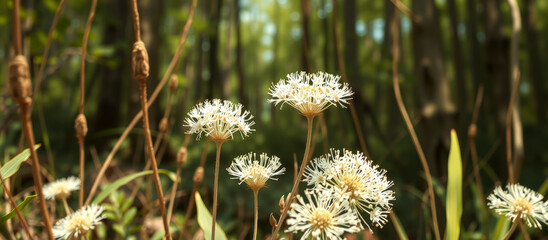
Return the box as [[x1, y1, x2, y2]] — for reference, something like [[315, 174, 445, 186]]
[[193, 166, 204, 184], [169, 74, 178, 92], [8, 55, 32, 104], [468, 124, 477, 138], [269, 213, 277, 229], [75, 113, 88, 139], [159, 117, 168, 133], [177, 146, 187, 165], [131, 41, 149, 82]]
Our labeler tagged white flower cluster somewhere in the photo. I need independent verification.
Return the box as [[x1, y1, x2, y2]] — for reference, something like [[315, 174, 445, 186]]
[[303, 149, 395, 230], [286, 189, 361, 240], [268, 71, 353, 117], [42, 176, 80, 200], [184, 99, 254, 142], [487, 183, 548, 229], [53, 204, 105, 239], [227, 152, 285, 191]]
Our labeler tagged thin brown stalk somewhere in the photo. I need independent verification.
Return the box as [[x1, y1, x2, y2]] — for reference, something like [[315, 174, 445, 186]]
[[166, 161, 182, 221], [12, 0, 21, 55], [271, 116, 315, 239], [0, 171, 34, 240], [388, 0, 420, 25], [331, 0, 369, 157], [211, 141, 224, 240], [388, 211, 406, 240], [518, 221, 531, 240], [390, 8, 440, 240], [77, 0, 97, 209], [505, 73, 520, 184], [252, 190, 259, 240], [318, 115, 329, 154], [503, 219, 520, 240], [85, 0, 196, 205], [61, 198, 72, 215]]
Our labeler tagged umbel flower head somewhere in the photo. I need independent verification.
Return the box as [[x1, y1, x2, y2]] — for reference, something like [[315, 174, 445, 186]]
[[303, 149, 395, 231], [184, 99, 254, 143], [53, 204, 105, 239], [42, 176, 80, 200], [487, 183, 548, 229], [268, 71, 353, 117], [227, 152, 285, 191], [286, 189, 360, 240]]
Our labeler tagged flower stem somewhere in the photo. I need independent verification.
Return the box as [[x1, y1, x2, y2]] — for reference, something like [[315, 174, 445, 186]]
[[211, 141, 224, 240], [253, 189, 259, 240], [61, 198, 72, 215], [503, 219, 520, 240], [271, 115, 315, 239]]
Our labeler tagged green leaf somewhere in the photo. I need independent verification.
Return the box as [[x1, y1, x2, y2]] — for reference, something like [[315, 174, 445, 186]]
[[446, 129, 462, 240], [1, 145, 40, 180], [390, 211, 409, 240], [0, 195, 37, 222], [195, 192, 227, 240], [122, 208, 137, 226], [92, 169, 175, 204], [492, 216, 510, 240], [158, 169, 178, 182]]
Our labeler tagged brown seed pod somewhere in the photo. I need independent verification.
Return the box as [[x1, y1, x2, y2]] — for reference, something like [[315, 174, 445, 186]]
[[468, 124, 477, 138], [269, 213, 277, 229], [131, 41, 149, 82], [158, 117, 168, 133], [8, 55, 32, 104], [193, 166, 204, 184], [279, 195, 285, 213], [74, 113, 88, 139], [169, 74, 178, 92], [177, 146, 187, 165]]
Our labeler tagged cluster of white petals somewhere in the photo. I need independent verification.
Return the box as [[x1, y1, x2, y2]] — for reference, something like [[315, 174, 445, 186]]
[[184, 99, 254, 142], [227, 152, 285, 191], [487, 183, 548, 229], [53, 204, 105, 239], [303, 149, 395, 230], [268, 71, 353, 117], [286, 189, 361, 240], [42, 176, 80, 200]]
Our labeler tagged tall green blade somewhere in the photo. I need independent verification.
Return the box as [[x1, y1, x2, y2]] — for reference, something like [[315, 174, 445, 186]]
[[1, 144, 41, 180], [446, 129, 462, 240], [195, 192, 227, 240]]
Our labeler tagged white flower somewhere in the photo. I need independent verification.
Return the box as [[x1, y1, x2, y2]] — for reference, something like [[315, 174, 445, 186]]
[[184, 99, 254, 142], [268, 71, 353, 117], [304, 149, 395, 230], [487, 183, 548, 229], [286, 189, 360, 240], [227, 153, 285, 191], [53, 204, 105, 239], [42, 176, 80, 200]]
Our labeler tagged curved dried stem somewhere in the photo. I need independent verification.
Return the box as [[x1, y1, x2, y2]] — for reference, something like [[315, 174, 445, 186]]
[[85, 0, 196, 205], [503, 219, 520, 240], [390, 9, 440, 240], [505, 73, 520, 184], [0, 171, 34, 240], [12, 0, 21, 55]]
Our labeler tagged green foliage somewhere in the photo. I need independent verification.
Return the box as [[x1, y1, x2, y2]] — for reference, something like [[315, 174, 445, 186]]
[[446, 130, 462, 240], [195, 192, 227, 240], [102, 190, 139, 238], [0, 195, 37, 222], [1, 144, 40, 180]]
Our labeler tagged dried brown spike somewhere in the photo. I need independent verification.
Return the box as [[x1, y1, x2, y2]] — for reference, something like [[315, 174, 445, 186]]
[[279, 195, 285, 212], [269, 213, 277, 229], [75, 113, 88, 139], [159, 117, 168, 133], [193, 166, 204, 184], [177, 146, 188, 165], [131, 41, 149, 82], [8, 55, 32, 104], [169, 74, 178, 92]]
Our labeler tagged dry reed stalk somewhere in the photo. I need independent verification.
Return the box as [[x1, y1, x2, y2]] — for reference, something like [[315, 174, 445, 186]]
[[0, 171, 34, 240], [390, 8, 440, 240], [505, 74, 521, 184], [85, 0, 196, 205]]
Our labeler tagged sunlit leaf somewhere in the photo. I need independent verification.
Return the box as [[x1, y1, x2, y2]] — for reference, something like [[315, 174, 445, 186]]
[[195, 192, 227, 240], [0, 195, 37, 222], [1, 144, 40, 180], [446, 129, 462, 240]]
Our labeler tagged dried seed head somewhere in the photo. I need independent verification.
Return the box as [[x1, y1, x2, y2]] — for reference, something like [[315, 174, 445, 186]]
[[131, 41, 149, 82], [468, 124, 477, 137], [74, 114, 88, 139], [158, 117, 168, 133], [169, 74, 178, 92], [193, 166, 204, 184], [177, 147, 187, 165], [8, 55, 32, 104], [269, 213, 277, 229]]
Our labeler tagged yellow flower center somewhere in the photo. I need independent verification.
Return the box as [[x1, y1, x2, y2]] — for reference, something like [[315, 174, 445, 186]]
[[311, 208, 332, 231], [513, 197, 532, 217], [339, 174, 364, 201], [69, 215, 91, 235]]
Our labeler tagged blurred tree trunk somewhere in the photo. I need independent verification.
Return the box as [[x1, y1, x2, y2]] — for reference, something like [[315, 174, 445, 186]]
[[412, 0, 457, 176], [482, 0, 510, 166], [300, 0, 312, 72], [235, 0, 247, 106], [222, 0, 233, 98], [93, 0, 129, 151], [321, 0, 330, 72], [466, 0, 482, 89], [523, 0, 548, 123], [381, 0, 400, 140], [195, 35, 205, 101], [447, 0, 467, 130], [207, 0, 223, 99]]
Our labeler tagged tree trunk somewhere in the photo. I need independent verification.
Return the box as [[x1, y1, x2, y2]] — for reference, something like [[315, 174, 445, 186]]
[[412, 0, 457, 177], [207, 0, 223, 99], [447, 0, 467, 126], [235, 0, 247, 106], [300, 0, 312, 72]]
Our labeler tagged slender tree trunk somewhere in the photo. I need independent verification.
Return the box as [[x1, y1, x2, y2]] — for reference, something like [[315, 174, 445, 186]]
[[411, 0, 457, 176], [222, 0, 233, 98], [235, 0, 247, 106], [523, 0, 547, 123], [382, 0, 400, 140], [207, 0, 223, 99], [321, 0, 329, 72], [300, 0, 312, 72], [447, 0, 467, 125]]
